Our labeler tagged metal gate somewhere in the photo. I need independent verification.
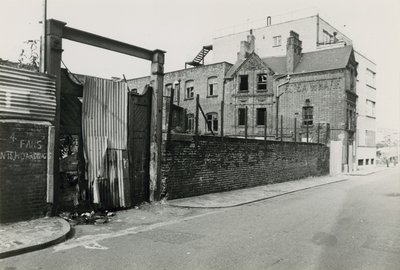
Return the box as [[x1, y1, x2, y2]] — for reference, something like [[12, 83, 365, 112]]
[[127, 87, 152, 204]]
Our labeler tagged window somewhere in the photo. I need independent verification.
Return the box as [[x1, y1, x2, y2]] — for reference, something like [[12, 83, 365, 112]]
[[186, 113, 194, 133], [206, 113, 218, 132], [208, 77, 218, 96], [366, 69, 376, 88], [366, 99, 376, 117], [371, 159, 374, 165], [173, 82, 180, 102], [323, 30, 333, 44], [239, 75, 248, 91], [165, 84, 172, 97], [366, 159, 369, 165], [185, 80, 194, 99], [238, 108, 246, 126], [358, 159, 364, 166], [256, 108, 266, 126], [257, 74, 268, 90], [302, 105, 313, 126], [273, 36, 281, 46]]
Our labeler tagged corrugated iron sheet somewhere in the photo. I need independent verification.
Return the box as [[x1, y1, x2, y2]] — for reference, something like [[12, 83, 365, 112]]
[[82, 77, 128, 207], [0, 64, 56, 122]]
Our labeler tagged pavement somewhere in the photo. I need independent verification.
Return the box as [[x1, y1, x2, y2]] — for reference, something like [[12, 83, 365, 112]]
[[0, 165, 388, 260], [0, 217, 71, 259]]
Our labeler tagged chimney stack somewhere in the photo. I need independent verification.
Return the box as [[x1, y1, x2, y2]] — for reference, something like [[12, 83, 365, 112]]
[[237, 29, 256, 61], [286, 30, 302, 73]]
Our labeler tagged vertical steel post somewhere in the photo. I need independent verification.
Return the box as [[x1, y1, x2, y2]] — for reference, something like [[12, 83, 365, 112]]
[[264, 109, 267, 143], [167, 88, 174, 147], [280, 115, 283, 142], [220, 101, 224, 137], [306, 123, 309, 143], [195, 94, 199, 136], [45, 19, 66, 212], [245, 106, 248, 141], [275, 96, 279, 140], [149, 49, 165, 201]]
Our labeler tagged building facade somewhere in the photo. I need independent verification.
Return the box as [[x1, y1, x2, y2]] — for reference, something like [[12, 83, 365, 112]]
[[128, 30, 358, 172], [212, 14, 376, 171]]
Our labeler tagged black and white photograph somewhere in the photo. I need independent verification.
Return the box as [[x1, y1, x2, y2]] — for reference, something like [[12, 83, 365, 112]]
[[0, 0, 399, 269]]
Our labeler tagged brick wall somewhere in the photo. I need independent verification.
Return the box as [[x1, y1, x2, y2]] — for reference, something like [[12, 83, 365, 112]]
[[0, 122, 49, 223], [162, 135, 329, 200]]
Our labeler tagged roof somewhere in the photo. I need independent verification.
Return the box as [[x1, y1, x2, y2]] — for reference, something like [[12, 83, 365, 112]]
[[260, 45, 354, 75]]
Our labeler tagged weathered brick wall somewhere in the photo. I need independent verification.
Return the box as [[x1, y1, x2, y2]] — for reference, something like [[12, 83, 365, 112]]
[[162, 135, 329, 200], [0, 122, 49, 223]]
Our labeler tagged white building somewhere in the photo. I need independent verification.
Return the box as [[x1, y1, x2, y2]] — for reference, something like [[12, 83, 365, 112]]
[[210, 14, 377, 171]]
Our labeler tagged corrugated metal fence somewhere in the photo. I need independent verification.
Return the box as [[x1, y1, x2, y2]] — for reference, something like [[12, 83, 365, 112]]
[[0, 65, 56, 122], [82, 77, 129, 208]]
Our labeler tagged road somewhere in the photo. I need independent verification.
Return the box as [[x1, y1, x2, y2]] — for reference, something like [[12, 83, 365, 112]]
[[1, 167, 399, 270]]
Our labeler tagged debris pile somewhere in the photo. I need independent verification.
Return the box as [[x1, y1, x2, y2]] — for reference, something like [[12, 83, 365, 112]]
[[59, 211, 115, 226]]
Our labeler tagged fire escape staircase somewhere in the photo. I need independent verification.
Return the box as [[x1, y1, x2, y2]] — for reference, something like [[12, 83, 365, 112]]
[[185, 45, 213, 68]]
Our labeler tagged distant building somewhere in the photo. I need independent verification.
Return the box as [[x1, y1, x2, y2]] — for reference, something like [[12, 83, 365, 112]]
[[211, 14, 376, 171]]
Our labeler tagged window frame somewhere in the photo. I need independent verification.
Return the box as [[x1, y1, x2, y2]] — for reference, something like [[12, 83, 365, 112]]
[[273, 35, 282, 47], [239, 75, 249, 91], [185, 80, 194, 100], [207, 77, 218, 97], [302, 105, 314, 127], [186, 113, 194, 133], [165, 83, 172, 97], [206, 112, 218, 133], [257, 74, 268, 91], [256, 108, 266, 126], [238, 108, 246, 126]]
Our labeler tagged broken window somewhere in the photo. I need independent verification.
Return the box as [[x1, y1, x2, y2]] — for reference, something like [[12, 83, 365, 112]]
[[256, 108, 266, 126], [273, 36, 281, 46], [239, 75, 248, 91], [185, 80, 194, 99], [302, 105, 313, 126], [206, 112, 218, 132], [257, 74, 268, 90], [238, 108, 246, 126], [208, 77, 218, 96]]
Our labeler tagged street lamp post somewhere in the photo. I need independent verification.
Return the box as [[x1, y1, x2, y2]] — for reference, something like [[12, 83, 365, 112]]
[[275, 75, 291, 140]]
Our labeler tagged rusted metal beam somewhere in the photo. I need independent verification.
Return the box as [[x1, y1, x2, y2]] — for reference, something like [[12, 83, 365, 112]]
[[63, 26, 155, 60]]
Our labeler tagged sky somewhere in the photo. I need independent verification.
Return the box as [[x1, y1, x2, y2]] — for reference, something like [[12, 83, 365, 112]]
[[0, 0, 399, 130]]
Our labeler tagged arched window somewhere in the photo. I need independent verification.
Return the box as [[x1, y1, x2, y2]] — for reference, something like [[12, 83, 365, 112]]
[[207, 77, 218, 97], [206, 112, 218, 132]]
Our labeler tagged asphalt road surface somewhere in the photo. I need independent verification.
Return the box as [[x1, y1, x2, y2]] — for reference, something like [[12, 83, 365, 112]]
[[1, 167, 399, 270]]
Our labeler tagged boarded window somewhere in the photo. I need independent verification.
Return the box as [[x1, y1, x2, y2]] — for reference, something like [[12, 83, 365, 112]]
[[256, 108, 266, 125], [238, 108, 246, 126], [239, 75, 248, 91]]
